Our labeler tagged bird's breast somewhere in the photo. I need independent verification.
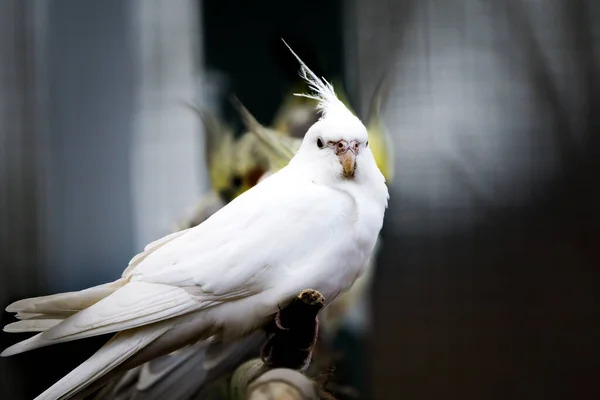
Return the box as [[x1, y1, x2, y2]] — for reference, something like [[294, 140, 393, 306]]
[[304, 201, 383, 304]]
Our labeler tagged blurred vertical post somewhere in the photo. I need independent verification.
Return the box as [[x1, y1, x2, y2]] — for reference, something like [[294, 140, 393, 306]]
[[0, 1, 47, 397], [129, 0, 206, 249], [0, 0, 46, 325]]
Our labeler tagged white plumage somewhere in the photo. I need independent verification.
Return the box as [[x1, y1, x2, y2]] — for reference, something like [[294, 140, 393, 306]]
[[1, 40, 389, 400]]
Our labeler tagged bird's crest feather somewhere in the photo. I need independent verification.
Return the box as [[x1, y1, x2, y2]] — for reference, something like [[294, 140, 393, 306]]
[[282, 39, 350, 119]]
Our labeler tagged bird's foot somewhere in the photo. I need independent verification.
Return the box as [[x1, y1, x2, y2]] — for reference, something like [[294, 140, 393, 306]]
[[260, 289, 325, 370]]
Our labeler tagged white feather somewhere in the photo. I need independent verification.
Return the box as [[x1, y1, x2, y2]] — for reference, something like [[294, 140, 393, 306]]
[[1, 282, 201, 356], [34, 325, 169, 400], [4, 319, 63, 333], [6, 279, 126, 315]]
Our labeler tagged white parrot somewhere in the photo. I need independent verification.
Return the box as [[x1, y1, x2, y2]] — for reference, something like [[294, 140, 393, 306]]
[[1, 40, 389, 400]]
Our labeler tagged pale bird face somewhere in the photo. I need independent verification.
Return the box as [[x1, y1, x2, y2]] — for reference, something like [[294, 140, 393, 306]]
[[323, 138, 360, 179], [296, 115, 371, 183]]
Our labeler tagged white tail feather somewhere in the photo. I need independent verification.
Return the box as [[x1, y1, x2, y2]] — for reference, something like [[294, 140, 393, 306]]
[[1, 282, 200, 357], [4, 319, 63, 333], [6, 279, 127, 315], [33, 326, 168, 400], [16, 313, 64, 320]]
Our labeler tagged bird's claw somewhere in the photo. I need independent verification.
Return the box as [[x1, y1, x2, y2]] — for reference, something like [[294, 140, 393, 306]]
[[259, 339, 272, 364], [274, 305, 290, 331]]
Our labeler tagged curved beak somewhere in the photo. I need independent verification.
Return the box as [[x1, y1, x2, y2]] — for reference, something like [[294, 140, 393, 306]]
[[335, 140, 358, 178]]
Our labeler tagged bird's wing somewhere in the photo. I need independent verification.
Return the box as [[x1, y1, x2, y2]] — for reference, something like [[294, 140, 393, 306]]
[[121, 228, 192, 278], [127, 169, 354, 296], [9, 170, 353, 349]]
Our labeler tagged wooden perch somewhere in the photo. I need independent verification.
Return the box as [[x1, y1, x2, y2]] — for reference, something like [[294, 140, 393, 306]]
[[247, 368, 320, 400], [231, 362, 320, 400], [229, 289, 326, 400]]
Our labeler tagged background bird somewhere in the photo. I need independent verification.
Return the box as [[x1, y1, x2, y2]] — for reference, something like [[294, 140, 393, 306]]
[[175, 104, 277, 230], [271, 81, 320, 139]]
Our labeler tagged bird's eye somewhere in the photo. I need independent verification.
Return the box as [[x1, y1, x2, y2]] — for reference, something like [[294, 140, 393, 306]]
[[231, 175, 243, 188], [366, 141, 369, 147], [317, 138, 324, 149]]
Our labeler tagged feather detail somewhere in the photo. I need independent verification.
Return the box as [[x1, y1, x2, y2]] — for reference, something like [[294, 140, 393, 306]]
[[281, 39, 351, 119], [0, 282, 203, 357], [6, 279, 127, 315], [4, 319, 63, 333], [33, 325, 169, 400]]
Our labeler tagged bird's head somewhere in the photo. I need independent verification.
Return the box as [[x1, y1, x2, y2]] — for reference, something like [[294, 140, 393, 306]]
[[298, 108, 370, 181], [283, 40, 383, 185]]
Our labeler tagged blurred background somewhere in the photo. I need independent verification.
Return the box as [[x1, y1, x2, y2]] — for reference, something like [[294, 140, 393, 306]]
[[1, 0, 599, 399]]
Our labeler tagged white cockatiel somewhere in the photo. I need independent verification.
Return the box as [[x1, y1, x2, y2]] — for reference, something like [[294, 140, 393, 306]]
[[1, 41, 389, 400]]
